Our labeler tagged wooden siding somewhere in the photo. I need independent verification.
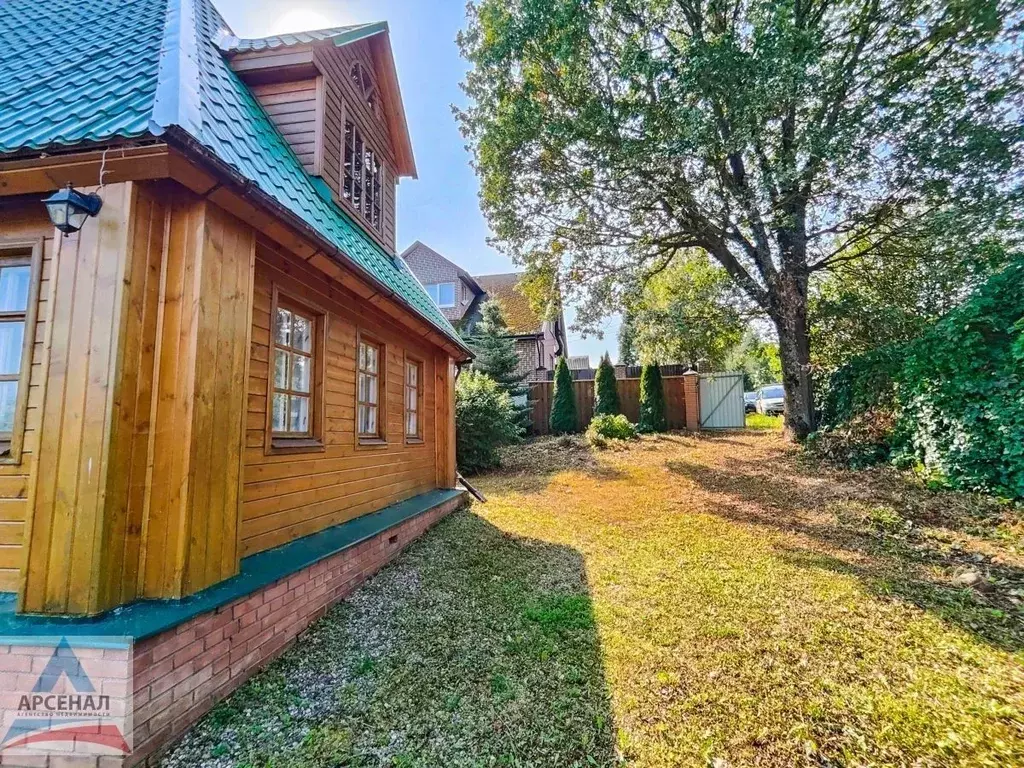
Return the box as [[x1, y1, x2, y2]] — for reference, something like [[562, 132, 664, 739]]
[[140, 190, 255, 600], [22, 184, 137, 614], [0, 204, 53, 594], [242, 239, 442, 555], [250, 78, 322, 176], [314, 39, 398, 252]]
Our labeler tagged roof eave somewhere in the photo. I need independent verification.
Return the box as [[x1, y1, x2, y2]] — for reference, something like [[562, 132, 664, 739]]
[[164, 127, 468, 358]]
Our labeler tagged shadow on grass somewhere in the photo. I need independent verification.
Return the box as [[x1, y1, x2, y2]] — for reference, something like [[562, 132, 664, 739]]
[[161, 510, 618, 768], [665, 453, 1024, 653]]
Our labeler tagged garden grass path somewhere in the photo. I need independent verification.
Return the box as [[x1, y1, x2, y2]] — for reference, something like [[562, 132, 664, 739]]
[[162, 431, 1024, 768]]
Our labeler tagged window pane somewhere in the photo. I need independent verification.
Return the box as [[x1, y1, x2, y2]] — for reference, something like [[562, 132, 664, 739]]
[[274, 308, 292, 346], [407, 364, 417, 387], [0, 321, 24, 376], [289, 395, 310, 433], [292, 354, 310, 394], [274, 349, 289, 389], [364, 344, 378, 374], [0, 380, 16, 434], [407, 386, 417, 411], [0, 266, 30, 312], [439, 283, 455, 307], [293, 315, 312, 353], [358, 404, 377, 436], [272, 393, 288, 432], [406, 411, 417, 437]]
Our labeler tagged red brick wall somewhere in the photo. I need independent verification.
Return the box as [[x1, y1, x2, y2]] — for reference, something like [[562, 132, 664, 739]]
[[683, 373, 701, 430], [129, 495, 466, 766]]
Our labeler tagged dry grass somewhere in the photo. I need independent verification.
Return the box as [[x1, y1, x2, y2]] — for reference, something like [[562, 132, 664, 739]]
[[164, 431, 1024, 768]]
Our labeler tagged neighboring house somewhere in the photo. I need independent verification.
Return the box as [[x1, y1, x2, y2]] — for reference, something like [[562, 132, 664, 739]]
[[0, 0, 469, 762], [402, 242, 568, 381]]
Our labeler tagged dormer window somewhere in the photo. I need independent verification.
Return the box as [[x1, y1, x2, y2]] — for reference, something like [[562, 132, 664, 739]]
[[343, 120, 383, 232], [350, 62, 378, 115]]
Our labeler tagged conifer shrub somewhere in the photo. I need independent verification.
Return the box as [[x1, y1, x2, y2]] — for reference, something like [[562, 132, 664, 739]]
[[637, 363, 667, 433], [456, 370, 522, 473], [594, 353, 620, 416], [549, 357, 578, 434]]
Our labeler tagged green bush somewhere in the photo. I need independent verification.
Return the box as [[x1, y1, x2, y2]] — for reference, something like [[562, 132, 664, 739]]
[[586, 414, 637, 446], [815, 257, 1024, 498], [637, 363, 667, 433], [456, 370, 523, 474], [549, 357, 578, 434], [593, 353, 620, 416]]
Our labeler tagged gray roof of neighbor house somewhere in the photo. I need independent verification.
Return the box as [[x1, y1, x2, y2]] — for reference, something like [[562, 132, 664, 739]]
[[0, 0, 466, 353]]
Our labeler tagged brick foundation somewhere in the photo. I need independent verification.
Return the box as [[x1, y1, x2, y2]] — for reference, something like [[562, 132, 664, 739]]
[[0, 494, 466, 768]]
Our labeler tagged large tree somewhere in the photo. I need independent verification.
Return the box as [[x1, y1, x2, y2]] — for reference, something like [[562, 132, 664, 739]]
[[457, 0, 1022, 437]]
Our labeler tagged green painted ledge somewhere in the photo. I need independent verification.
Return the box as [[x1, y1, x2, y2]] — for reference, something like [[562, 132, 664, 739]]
[[0, 489, 467, 645]]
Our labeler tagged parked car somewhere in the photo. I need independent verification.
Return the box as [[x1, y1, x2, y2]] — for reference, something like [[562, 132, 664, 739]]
[[756, 384, 786, 416], [744, 391, 758, 414]]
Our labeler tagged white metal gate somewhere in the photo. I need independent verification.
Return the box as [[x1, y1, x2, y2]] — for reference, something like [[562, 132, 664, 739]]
[[699, 372, 746, 429]]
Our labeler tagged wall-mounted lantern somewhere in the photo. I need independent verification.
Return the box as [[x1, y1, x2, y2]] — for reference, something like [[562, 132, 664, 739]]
[[42, 183, 103, 235]]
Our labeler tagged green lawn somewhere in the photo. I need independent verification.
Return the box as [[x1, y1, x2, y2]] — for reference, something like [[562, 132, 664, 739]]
[[163, 432, 1024, 767], [746, 412, 784, 430]]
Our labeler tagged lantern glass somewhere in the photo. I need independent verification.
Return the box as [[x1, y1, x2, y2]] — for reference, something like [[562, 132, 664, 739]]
[[42, 184, 102, 235]]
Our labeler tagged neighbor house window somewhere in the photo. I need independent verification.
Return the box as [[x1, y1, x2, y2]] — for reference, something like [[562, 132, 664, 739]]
[[357, 338, 383, 441], [342, 120, 383, 232], [405, 359, 422, 441], [0, 241, 41, 464], [425, 282, 456, 308]]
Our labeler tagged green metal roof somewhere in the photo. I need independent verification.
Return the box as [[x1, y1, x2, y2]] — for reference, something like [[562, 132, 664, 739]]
[[0, 0, 464, 351], [215, 22, 388, 53]]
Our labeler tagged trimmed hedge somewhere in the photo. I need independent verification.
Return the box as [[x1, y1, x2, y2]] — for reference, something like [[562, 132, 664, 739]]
[[816, 258, 1024, 498]]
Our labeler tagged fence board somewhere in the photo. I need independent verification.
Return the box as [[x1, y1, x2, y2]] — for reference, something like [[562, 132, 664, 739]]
[[528, 375, 690, 435]]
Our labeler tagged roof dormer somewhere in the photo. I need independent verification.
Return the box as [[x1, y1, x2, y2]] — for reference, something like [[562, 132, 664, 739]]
[[216, 23, 416, 252]]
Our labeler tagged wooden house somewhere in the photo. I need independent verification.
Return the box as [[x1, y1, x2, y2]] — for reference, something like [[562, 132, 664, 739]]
[[0, 0, 469, 761]]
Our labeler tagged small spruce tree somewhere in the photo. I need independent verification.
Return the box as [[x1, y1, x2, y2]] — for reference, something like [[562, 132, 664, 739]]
[[549, 356, 578, 434], [467, 299, 528, 400], [618, 309, 638, 366], [594, 353, 620, 416], [638, 362, 667, 433]]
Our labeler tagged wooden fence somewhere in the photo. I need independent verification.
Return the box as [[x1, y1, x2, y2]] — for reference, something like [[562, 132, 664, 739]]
[[528, 375, 692, 435]]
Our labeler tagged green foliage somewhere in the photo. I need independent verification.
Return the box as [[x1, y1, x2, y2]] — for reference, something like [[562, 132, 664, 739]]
[[457, 0, 1023, 438], [725, 331, 783, 391], [456, 370, 523, 474], [586, 414, 637, 447], [618, 309, 638, 366], [549, 357, 578, 434], [637, 363, 667, 433], [815, 258, 1024, 497], [625, 256, 745, 368], [811, 235, 1014, 375], [467, 299, 528, 399], [746, 413, 784, 431], [593, 353, 620, 416]]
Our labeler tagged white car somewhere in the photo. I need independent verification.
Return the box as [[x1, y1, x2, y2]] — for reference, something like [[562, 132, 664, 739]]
[[756, 384, 785, 416]]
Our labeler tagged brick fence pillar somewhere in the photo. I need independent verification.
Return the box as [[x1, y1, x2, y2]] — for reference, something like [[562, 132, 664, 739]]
[[682, 371, 701, 431]]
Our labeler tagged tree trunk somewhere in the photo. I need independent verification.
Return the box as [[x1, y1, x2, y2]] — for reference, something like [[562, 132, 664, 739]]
[[772, 275, 815, 440]]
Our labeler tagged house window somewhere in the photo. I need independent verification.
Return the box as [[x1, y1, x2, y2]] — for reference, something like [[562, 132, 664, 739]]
[[272, 302, 317, 437], [0, 241, 41, 464], [357, 339, 383, 441], [426, 282, 456, 308], [343, 120, 383, 232], [350, 62, 378, 114], [405, 359, 422, 441]]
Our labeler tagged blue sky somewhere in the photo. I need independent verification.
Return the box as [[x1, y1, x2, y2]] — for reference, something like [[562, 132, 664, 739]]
[[216, 0, 620, 363]]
